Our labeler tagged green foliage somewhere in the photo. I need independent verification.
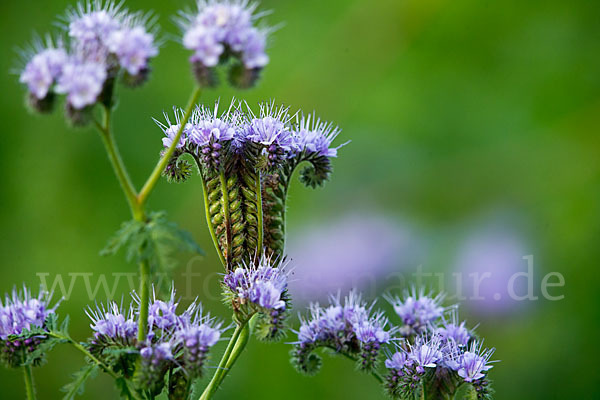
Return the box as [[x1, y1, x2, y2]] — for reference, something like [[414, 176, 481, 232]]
[[61, 363, 99, 400], [101, 211, 204, 275]]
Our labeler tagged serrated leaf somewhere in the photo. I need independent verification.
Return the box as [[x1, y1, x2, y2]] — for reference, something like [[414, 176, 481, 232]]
[[101, 211, 204, 276], [61, 363, 99, 400]]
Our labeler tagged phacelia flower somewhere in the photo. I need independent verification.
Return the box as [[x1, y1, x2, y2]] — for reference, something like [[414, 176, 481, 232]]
[[175, 304, 224, 378], [155, 108, 190, 149], [386, 288, 445, 336], [67, 2, 123, 52], [56, 59, 107, 109], [384, 350, 411, 371], [0, 286, 58, 340], [244, 102, 295, 167], [19, 45, 68, 100], [106, 26, 158, 76], [148, 288, 179, 330], [223, 258, 289, 311], [437, 309, 471, 347], [86, 301, 138, 342], [408, 334, 444, 373], [178, 0, 272, 87], [292, 290, 395, 374], [293, 113, 346, 158], [455, 341, 495, 382]]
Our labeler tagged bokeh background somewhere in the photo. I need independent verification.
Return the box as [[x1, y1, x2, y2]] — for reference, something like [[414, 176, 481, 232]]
[[1, 0, 599, 398]]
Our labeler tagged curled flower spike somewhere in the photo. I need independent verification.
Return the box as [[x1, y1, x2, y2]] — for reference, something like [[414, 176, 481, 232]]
[[293, 112, 347, 158], [87, 300, 138, 343], [292, 290, 395, 375], [0, 286, 60, 368], [177, 0, 272, 88]]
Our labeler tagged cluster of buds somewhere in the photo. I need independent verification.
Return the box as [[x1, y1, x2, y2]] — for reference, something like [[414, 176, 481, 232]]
[[0, 287, 59, 368], [18, 0, 158, 123], [158, 100, 345, 268], [177, 0, 272, 88], [291, 290, 395, 375], [86, 288, 225, 398]]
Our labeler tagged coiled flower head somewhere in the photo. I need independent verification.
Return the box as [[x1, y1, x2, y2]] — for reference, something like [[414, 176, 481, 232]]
[[386, 288, 446, 337]]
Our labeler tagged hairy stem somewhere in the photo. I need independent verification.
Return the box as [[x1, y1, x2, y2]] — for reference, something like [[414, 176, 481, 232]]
[[198, 321, 249, 400], [138, 87, 202, 207], [22, 365, 35, 400], [95, 106, 142, 221], [136, 258, 151, 343]]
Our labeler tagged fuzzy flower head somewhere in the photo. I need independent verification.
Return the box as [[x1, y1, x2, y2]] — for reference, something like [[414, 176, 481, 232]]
[[386, 288, 445, 336], [224, 256, 289, 311], [187, 101, 238, 146], [155, 108, 190, 149], [179, 0, 270, 69], [148, 287, 180, 331], [19, 38, 68, 100], [86, 301, 137, 340], [437, 308, 471, 347], [293, 113, 346, 158], [67, 1, 124, 53], [455, 341, 495, 382], [408, 334, 444, 373], [106, 25, 158, 75], [0, 286, 59, 340], [56, 59, 107, 109]]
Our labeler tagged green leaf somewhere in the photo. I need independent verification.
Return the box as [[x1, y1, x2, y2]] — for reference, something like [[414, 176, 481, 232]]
[[101, 211, 204, 276], [61, 363, 99, 400]]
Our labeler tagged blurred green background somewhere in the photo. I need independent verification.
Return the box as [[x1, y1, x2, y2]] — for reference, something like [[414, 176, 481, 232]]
[[1, 0, 599, 398]]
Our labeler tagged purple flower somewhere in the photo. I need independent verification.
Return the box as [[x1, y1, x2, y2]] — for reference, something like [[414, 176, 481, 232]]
[[155, 109, 190, 149], [86, 301, 137, 340], [0, 286, 59, 340], [384, 351, 411, 370], [353, 311, 393, 344], [178, 0, 270, 69], [187, 102, 237, 146], [224, 257, 289, 311], [386, 288, 445, 335], [148, 289, 179, 331], [455, 341, 495, 382], [293, 113, 345, 158], [55, 59, 107, 109], [408, 334, 444, 373], [140, 341, 173, 361], [20, 46, 68, 99], [437, 309, 470, 347], [242, 28, 269, 69], [106, 26, 158, 75]]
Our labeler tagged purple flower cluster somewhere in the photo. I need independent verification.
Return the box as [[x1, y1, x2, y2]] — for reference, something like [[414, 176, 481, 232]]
[[223, 258, 289, 312], [293, 290, 395, 373], [0, 287, 58, 340], [384, 335, 495, 397], [179, 0, 270, 69], [86, 288, 224, 387], [0, 286, 59, 368], [19, 1, 158, 114], [158, 100, 345, 177]]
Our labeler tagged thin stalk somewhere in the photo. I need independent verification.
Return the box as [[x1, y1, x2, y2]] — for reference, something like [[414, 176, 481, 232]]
[[219, 171, 232, 268], [136, 258, 151, 342], [255, 171, 263, 259], [95, 107, 142, 221], [198, 167, 226, 266], [22, 365, 35, 400], [138, 87, 202, 207], [199, 321, 248, 400]]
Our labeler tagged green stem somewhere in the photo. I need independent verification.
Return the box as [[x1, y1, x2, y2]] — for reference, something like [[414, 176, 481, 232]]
[[219, 172, 232, 268], [199, 169, 226, 266], [22, 365, 35, 400], [198, 321, 249, 400], [136, 258, 151, 343], [138, 87, 201, 207], [255, 171, 263, 260], [95, 106, 142, 221]]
